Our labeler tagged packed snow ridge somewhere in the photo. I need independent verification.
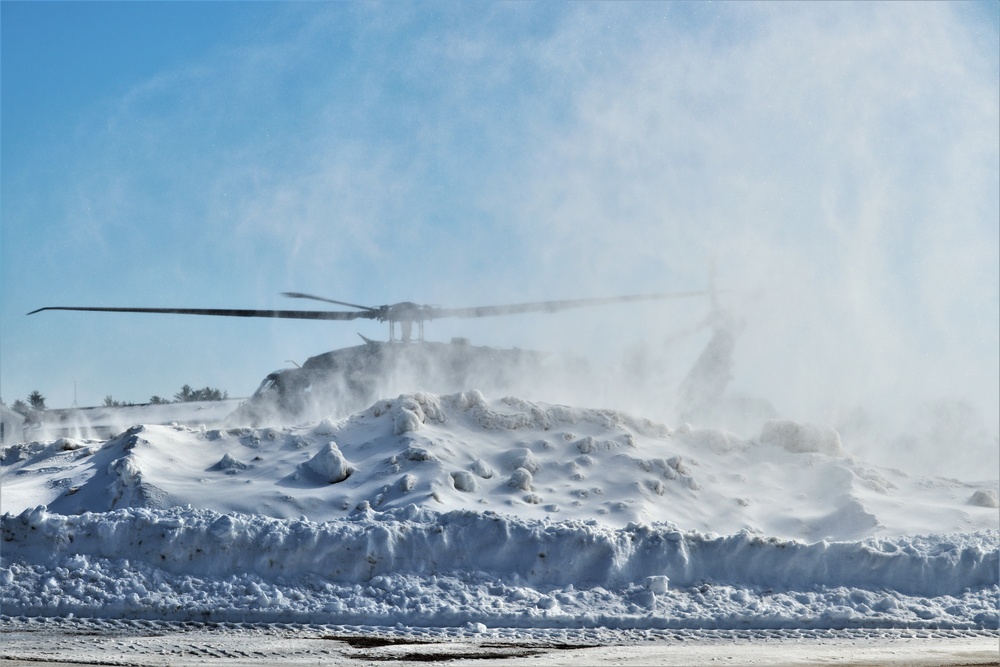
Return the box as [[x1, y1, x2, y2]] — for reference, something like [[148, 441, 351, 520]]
[[2, 391, 997, 630]]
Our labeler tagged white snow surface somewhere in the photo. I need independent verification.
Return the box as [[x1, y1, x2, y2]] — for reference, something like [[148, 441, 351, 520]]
[[2, 391, 997, 631]]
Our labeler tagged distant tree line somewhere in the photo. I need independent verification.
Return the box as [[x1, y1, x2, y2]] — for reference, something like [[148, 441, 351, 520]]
[[168, 385, 228, 403], [10, 385, 228, 414]]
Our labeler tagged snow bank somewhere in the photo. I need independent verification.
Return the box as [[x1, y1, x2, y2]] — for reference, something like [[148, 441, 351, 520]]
[[5, 505, 996, 596], [2, 506, 996, 628]]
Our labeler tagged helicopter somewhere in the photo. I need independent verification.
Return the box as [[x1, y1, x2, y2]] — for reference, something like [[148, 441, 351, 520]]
[[28, 289, 725, 425]]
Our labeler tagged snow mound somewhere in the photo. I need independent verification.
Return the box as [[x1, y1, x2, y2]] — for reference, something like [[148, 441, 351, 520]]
[[2, 393, 996, 541], [1, 392, 997, 629]]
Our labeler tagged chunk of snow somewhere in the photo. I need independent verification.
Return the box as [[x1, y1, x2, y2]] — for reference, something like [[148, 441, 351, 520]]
[[313, 419, 337, 436], [470, 458, 494, 479], [450, 470, 478, 493], [305, 442, 353, 483], [210, 453, 247, 473], [508, 467, 534, 491], [504, 447, 540, 473], [968, 490, 999, 508], [646, 575, 670, 594], [394, 408, 423, 435]]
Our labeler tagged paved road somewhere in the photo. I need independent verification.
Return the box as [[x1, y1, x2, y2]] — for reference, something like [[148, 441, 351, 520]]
[[1, 620, 997, 666]]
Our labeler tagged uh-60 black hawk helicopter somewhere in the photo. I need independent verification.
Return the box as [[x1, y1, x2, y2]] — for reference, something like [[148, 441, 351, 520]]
[[29, 289, 730, 425]]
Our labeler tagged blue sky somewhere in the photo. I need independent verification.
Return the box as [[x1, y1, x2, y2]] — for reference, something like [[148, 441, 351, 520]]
[[2, 2, 998, 439]]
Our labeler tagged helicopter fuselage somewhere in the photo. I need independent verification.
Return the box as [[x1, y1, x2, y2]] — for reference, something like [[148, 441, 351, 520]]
[[228, 338, 545, 425]]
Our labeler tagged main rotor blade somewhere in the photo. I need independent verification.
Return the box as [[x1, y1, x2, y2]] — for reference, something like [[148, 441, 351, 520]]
[[27, 306, 376, 321], [281, 292, 376, 311], [428, 291, 710, 320]]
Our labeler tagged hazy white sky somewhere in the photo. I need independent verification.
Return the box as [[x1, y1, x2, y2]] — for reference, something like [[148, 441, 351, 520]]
[[2, 2, 997, 443]]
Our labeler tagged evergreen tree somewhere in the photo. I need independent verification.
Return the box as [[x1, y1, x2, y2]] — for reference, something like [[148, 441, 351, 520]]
[[173, 385, 194, 402], [27, 391, 45, 410]]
